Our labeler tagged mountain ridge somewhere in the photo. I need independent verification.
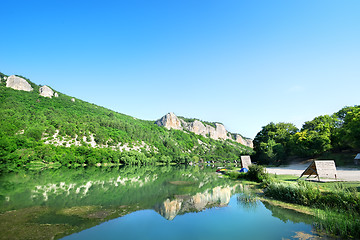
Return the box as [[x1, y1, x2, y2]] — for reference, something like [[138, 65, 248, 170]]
[[155, 112, 253, 148], [0, 72, 253, 171]]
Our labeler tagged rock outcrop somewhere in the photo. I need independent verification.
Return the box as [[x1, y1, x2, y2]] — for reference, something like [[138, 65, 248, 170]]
[[39, 85, 54, 98], [211, 123, 229, 140], [155, 112, 182, 130], [6, 75, 33, 92], [54, 92, 59, 97], [235, 134, 254, 148], [182, 120, 208, 137], [155, 112, 253, 147]]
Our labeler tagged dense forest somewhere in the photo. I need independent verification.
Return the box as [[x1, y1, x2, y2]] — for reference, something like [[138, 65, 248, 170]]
[[0, 73, 252, 172], [253, 105, 360, 165]]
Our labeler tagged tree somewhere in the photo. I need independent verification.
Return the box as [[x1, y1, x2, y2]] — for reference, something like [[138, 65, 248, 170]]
[[290, 115, 338, 157], [335, 106, 360, 150], [253, 122, 298, 164], [25, 125, 44, 141]]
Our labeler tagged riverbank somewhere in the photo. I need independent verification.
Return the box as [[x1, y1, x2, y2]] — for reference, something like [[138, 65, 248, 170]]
[[223, 165, 360, 239]]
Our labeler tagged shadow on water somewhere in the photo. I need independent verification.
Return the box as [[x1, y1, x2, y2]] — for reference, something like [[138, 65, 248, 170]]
[[262, 201, 314, 225]]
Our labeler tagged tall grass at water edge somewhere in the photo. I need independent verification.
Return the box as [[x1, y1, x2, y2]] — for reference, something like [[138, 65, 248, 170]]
[[314, 208, 360, 239], [265, 181, 360, 212], [265, 181, 360, 238]]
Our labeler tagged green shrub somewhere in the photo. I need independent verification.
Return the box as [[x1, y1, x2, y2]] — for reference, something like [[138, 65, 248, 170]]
[[265, 180, 321, 205], [246, 164, 269, 182], [25, 126, 44, 141], [318, 183, 360, 214]]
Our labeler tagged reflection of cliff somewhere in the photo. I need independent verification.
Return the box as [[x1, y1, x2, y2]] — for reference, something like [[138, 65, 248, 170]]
[[30, 175, 157, 201], [154, 186, 238, 220]]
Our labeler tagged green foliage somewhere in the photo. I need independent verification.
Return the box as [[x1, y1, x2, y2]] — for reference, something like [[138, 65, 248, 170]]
[[290, 115, 338, 157], [0, 72, 7, 86], [333, 106, 360, 150], [0, 76, 253, 172], [265, 181, 321, 205], [246, 165, 269, 183], [265, 180, 360, 238], [25, 125, 44, 141], [265, 181, 360, 213], [253, 122, 298, 164], [314, 209, 360, 239], [254, 106, 360, 164]]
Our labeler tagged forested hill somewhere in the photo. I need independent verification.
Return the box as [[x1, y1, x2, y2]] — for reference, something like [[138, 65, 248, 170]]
[[0, 73, 253, 172]]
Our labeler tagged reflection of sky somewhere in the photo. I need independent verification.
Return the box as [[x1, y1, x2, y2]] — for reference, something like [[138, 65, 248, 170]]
[[62, 195, 314, 240]]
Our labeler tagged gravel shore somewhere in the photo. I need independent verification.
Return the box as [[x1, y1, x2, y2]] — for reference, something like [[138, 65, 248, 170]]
[[266, 163, 360, 182]]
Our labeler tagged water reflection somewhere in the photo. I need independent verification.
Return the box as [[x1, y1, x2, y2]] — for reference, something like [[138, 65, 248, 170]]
[[0, 165, 326, 240], [236, 190, 259, 212], [262, 201, 314, 225], [155, 185, 238, 220]]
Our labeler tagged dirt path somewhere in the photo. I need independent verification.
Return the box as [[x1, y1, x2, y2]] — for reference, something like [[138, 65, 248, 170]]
[[266, 164, 360, 182]]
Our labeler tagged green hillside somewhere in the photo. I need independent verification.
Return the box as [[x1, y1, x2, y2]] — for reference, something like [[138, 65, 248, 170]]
[[0, 73, 252, 172]]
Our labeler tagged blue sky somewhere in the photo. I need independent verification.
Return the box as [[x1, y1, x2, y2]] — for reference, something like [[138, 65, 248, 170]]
[[1, 0, 359, 138]]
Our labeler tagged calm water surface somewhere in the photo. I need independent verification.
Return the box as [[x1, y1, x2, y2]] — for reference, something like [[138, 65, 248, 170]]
[[0, 165, 325, 240]]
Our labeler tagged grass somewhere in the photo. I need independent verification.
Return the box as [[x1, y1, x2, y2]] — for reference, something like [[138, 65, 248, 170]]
[[314, 208, 360, 238], [263, 176, 360, 238], [215, 164, 360, 238], [220, 164, 360, 239]]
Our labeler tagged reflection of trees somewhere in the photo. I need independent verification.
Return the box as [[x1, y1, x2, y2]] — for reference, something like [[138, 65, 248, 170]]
[[0, 165, 236, 212], [236, 188, 259, 212], [262, 201, 314, 224]]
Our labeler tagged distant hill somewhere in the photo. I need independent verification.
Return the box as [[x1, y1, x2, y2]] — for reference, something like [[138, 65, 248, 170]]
[[0, 72, 253, 171]]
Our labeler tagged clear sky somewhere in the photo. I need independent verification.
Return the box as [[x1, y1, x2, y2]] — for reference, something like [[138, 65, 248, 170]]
[[1, 0, 359, 138]]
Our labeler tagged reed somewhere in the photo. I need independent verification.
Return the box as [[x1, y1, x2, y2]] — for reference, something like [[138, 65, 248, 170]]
[[314, 208, 360, 239], [264, 181, 360, 238]]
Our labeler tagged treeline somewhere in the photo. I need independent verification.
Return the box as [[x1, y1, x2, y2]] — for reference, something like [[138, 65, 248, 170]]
[[253, 105, 360, 165], [0, 73, 252, 172]]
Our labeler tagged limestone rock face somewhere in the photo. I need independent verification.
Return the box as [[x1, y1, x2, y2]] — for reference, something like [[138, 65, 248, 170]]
[[212, 123, 229, 140], [235, 134, 253, 148], [6, 75, 33, 92], [54, 92, 59, 97], [155, 112, 182, 130], [155, 112, 252, 147], [39, 85, 54, 98], [186, 120, 208, 137]]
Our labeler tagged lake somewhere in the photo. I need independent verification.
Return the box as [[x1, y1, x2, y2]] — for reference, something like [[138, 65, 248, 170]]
[[0, 165, 328, 239]]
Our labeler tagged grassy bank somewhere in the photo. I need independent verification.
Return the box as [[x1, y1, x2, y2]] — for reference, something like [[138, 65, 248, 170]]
[[222, 165, 360, 239]]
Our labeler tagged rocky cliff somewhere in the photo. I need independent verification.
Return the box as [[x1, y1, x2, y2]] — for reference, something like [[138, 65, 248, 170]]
[[6, 75, 33, 92], [155, 112, 182, 130], [155, 112, 253, 148], [39, 85, 54, 98], [4, 75, 59, 99], [234, 134, 254, 148]]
